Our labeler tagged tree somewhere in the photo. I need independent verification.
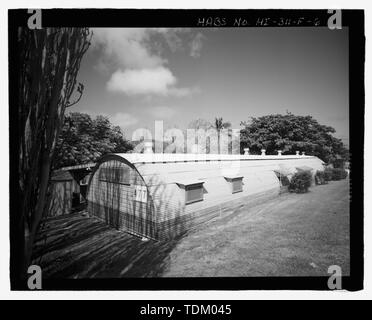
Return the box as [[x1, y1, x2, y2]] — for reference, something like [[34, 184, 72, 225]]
[[240, 112, 348, 164], [15, 28, 91, 284], [54, 112, 133, 168], [187, 118, 212, 153], [213, 117, 231, 154], [188, 118, 213, 131]]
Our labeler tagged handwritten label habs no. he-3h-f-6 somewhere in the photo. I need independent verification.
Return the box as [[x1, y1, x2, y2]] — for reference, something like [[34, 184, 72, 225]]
[[196, 10, 342, 29], [134, 185, 147, 203]]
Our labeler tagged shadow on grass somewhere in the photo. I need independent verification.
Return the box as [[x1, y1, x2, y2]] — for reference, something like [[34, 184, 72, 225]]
[[32, 213, 181, 279]]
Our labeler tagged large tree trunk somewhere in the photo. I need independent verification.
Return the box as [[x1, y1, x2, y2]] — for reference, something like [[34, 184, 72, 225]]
[[13, 27, 91, 286]]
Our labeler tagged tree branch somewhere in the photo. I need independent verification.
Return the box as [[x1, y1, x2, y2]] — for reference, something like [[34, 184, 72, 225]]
[[66, 83, 84, 108]]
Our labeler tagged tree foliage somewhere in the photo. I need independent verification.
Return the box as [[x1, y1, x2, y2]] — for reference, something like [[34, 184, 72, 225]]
[[186, 117, 233, 154], [188, 118, 213, 130], [324, 168, 334, 181], [213, 117, 231, 154], [214, 117, 231, 132], [54, 112, 133, 168], [331, 168, 348, 180], [315, 170, 327, 185], [15, 27, 91, 282], [240, 113, 348, 164], [288, 171, 313, 193]]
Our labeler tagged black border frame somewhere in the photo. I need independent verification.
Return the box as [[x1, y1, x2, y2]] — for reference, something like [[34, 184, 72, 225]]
[[8, 9, 364, 291]]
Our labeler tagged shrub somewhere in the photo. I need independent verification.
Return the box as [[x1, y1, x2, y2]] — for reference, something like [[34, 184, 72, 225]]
[[280, 175, 291, 186], [288, 171, 312, 193], [315, 170, 327, 185], [324, 168, 333, 181], [331, 168, 348, 180]]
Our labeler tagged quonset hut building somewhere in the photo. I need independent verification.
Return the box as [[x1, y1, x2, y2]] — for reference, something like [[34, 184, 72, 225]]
[[86, 148, 325, 240]]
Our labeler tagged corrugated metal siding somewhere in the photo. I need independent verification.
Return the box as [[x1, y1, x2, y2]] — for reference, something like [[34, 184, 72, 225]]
[[156, 187, 279, 240], [134, 157, 324, 224], [48, 180, 79, 217], [144, 170, 280, 223], [87, 159, 156, 239]]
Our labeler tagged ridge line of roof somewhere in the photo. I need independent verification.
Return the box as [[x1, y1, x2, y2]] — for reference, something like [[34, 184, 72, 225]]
[[113, 153, 317, 164]]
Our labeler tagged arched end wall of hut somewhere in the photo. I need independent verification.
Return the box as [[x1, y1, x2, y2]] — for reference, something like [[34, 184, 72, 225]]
[[87, 158, 156, 239]]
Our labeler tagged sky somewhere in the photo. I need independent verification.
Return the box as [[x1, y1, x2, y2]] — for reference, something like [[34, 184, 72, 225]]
[[75, 27, 349, 146]]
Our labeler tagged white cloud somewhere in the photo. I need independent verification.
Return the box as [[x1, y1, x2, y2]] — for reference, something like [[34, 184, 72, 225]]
[[147, 106, 176, 119], [92, 28, 204, 97], [92, 28, 165, 69], [107, 67, 193, 97], [110, 112, 139, 128], [190, 32, 204, 58]]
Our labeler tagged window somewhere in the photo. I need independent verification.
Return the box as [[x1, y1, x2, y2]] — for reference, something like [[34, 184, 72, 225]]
[[224, 176, 243, 193], [99, 166, 131, 185], [176, 180, 205, 204], [185, 184, 204, 204]]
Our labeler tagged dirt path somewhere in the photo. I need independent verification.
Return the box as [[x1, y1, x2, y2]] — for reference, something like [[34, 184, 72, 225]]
[[34, 179, 349, 278]]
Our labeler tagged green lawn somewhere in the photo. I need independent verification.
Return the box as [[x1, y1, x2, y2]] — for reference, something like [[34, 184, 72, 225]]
[[34, 179, 350, 278], [162, 179, 350, 277]]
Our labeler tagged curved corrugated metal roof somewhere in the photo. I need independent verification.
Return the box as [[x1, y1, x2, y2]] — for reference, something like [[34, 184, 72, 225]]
[[51, 170, 74, 181], [102, 153, 325, 187], [88, 152, 326, 232]]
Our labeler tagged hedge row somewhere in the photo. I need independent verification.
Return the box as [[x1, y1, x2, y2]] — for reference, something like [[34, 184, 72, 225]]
[[317, 168, 348, 183], [288, 168, 348, 193], [288, 171, 312, 193]]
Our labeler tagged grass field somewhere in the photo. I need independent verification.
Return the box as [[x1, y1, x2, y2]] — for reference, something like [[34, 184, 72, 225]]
[[33, 179, 349, 278], [162, 179, 350, 277]]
